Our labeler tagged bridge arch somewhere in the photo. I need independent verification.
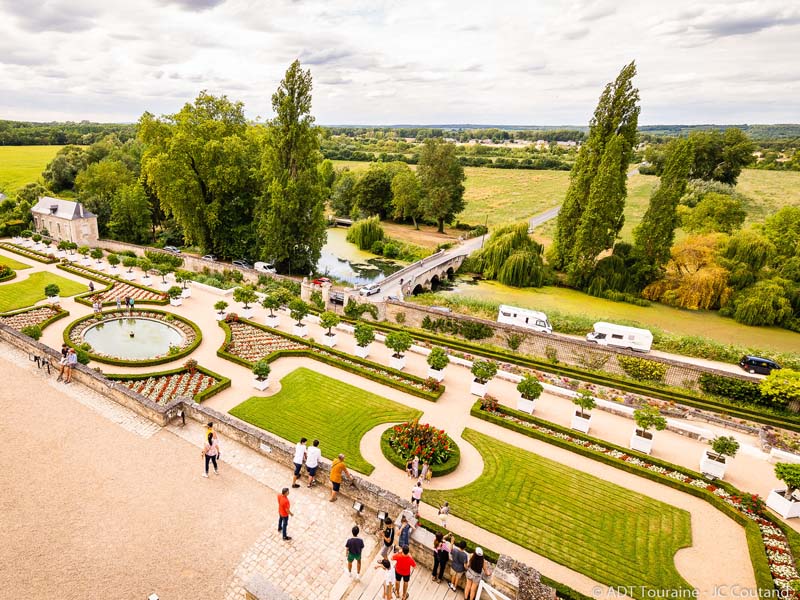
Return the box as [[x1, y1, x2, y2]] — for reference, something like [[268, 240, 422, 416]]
[[412, 284, 424, 295]]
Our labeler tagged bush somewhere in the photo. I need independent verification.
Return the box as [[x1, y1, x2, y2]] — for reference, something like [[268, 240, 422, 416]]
[[354, 322, 375, 347], [383, 241, 400, 258], [427, 346, 450, 371], [252, 359, 271, 380], [761, 369, 800, 410], [370, 240, 385, 255], [710, 436, 740, 458], [506, 333, 523, 351], [395, 311, 405, 324], [343, 298, 378, 320], [20, 324, 42, 340], [775, 463, 800, 495], [420, 315, 492, 340], [310, 290, 325, 311], [347, 216, 385, 250], [76, 348, 90, 365], [517, 373, 543, 400], [698, 373, 763, 405], [633, 404, 667, 433], [44, 283, 60, 298], [167, 286, 182, 299], [471, 359, 497, 384], [617, 355, 667, 383], [387, 420, 454, 465]]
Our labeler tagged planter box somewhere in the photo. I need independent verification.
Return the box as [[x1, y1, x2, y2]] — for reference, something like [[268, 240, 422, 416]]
[[264, 315, 280, 329], [141, 276, 152, 286], [109, 266, 118, 274], [517, 396, 536, 415], [47, 295, 60, 305], [322, 333, 337, 348], [170, 297, 183, 307], [571, 412, 592, 434], [123, 271, 137, 281], [470, 379, 488, 397], [240, 308, 254, 319], [95, 262, 105, 271], [390, 355, 406, 371], [700, 451, 728, 479], [767, 489, 800, 519], [355, 344, 370, 359], [253, 376, 270, 391], [293, 324, 307, 338], [630, 430, 654, 455], [770, 448, 800, 464], [428, 367, 445, 382], [215, 312, 226, 321], [159, 282, 171, 292], [181, 288, 191, 299]]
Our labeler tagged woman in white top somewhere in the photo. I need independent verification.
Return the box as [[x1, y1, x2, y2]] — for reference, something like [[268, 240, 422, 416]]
[[375, 558, 395, 600]]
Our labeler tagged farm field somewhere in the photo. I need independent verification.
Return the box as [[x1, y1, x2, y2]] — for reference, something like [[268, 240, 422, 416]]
[[0, 145, 62, 196], [737, 169, 800, 223]]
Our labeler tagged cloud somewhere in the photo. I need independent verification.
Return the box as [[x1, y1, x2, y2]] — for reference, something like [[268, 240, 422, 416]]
[[165, 0, 226, 11], [657, 4, 800, 43], [562, 26, 589, 40], [0, 0, 97, 32], [299, 48, 354, 66]]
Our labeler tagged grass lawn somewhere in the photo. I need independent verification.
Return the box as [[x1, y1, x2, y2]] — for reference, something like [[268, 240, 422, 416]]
[[0, 146, 62, 196], [0, 271, 86, 312], [229, 367, 421, 474], [0, 254, 32, 270], [425, 429, 692, 598]]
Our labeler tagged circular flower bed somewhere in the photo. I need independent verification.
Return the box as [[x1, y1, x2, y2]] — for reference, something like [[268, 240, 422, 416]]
[[380, 420, 460, 477]]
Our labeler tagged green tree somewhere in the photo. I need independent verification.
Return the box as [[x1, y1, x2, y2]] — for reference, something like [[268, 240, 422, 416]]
[[108, 183, 152, 243], [288, 298, 310, 325], [319, 311, 341, 336], [353, 322, 375, 347], [257, 61, 327, 275], [761, 370, 800, 410], [139, 91, 260, 259], [681, 192, 746, 234], [688, 128, 754, 185], [42, 145, 88, 192], [15, 182, 48, 216], [731, 279, 793, 326], [385, 331, 413, 357], [550, 62, 640, 278], [318, 159, 336, 191], [391, 169, 422, 229], [330, 170, 358, 217], [233, 285, 258, 309], [354, 163, 393, 218], [764, 207, 800, 258], [75, 158, 135, 235], [417, 139, 466, 233]]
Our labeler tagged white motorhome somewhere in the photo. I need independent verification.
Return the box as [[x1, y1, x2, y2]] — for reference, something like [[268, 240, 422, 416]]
[[586, 322, 653, 353], [497, 305, 552, 334]]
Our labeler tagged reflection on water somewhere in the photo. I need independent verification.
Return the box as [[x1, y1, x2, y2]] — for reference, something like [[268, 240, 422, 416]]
[[83, 318, 185, 359], [317, 227, 404, 285]]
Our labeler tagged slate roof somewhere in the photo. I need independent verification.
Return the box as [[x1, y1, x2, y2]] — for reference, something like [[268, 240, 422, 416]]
[[31, 196, 96, 220]]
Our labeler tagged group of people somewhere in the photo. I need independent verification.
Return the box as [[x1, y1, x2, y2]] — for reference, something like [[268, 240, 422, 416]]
[[56, 343, 78, 383], [405, 455, 433, 482], [114, 296, 135, 313], [432, 532, 490, 600]]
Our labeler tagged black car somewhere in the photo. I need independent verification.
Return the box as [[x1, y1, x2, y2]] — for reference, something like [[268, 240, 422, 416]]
[[739, 355, 780, 375]]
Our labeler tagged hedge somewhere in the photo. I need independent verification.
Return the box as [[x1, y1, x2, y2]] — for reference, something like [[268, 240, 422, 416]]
[[699, 373, 764, 406], [216, 318, 444, 402], [0, 304, 70, 331], [0, 267, 16, 283], [379, 427, 461, 477], [57, 263, 168, 306], [0, 242, 57, 264], [63, 309, 203, 367], [617, 355, 667, 382], [470, 400, 775, 594], [105, 364, 231, 403]]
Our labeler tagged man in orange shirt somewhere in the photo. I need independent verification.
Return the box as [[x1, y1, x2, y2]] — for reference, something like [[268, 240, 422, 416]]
[[277, 487, 293, 541], [329, 453, 351, 502]]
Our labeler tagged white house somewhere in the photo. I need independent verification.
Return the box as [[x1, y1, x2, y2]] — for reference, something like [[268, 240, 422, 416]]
[[31, 196, 99, 245]]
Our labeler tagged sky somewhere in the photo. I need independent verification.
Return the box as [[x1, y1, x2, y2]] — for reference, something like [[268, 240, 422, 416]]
[[0, 0, 798, 126]]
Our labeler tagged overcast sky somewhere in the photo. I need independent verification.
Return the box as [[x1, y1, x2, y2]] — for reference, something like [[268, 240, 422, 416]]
[[0, 0, 798, 126]]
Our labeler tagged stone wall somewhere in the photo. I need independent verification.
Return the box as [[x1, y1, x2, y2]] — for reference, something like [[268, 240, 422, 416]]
[[383, 301, 758, 391]]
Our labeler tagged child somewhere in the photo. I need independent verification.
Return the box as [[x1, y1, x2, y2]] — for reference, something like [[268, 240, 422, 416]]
[[375, 558, 395, 600], [438, 501, 450, 528], [420, 461, 430, 481]]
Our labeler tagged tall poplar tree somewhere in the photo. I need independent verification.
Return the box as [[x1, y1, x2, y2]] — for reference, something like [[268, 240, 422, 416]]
[[550, 62, 640, 282], [257, 61, 326, 274]]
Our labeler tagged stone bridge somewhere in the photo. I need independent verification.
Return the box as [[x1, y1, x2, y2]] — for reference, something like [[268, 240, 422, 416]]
[[374, 249, 466, 299]]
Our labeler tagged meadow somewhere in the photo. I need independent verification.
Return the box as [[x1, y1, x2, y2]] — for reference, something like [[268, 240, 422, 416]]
[[0, 145, 62, 196]]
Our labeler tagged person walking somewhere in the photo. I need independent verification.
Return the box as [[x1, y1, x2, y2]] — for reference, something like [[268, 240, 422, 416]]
[[201, 432, 220, 477], [411, 480, 423, 511], [57, 343, 69, 381], [379, 515, 395, 559], [305, 439, 321, 487], [63, 347, 78, 384], [345, 525, 364, 580], [438, 501, 450, 528], [88, 281, 94, 292], [116, 297, 122, 311], [329, 453, 350, 502], [448, 539, 468, 592], [432, 532, 450, 583], [374, 558, 395, 600], [392, 545, 417, 600], [277, 487, 293, 541], [463, 547, 489, 600], [292, 437, 307, 488], [397, 514, 412, 549]]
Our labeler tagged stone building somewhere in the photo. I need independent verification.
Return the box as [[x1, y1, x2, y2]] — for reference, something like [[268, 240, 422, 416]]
[[30, 196, 99, 245]]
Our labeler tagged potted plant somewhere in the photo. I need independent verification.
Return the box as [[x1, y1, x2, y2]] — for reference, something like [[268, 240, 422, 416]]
[[107, 253, 120, 273], [167, 285, 183, 307], [233, 285, 258, 319], [214, 300, 228, 321], [426, 346, 449, 382], [252, 359, 271, 391], [470, 359, 498, 397], [32, 233, 43, 248], [175, 269, 192, 298], [122, 256, 138, 280], [767, 463, 800, 519], [353, 322, 375, 358], [630, 404, 667, 455], [700, 435, 740, 480], [571, 389, 596, 433], [56, 240, 69, 258], [261, 290, 286, 328], [289, 299, 310, 337], [516, 373, 543, 414], [90, 248, 104, 269], [44, 283, 60, 305], [385, 331, 413, 370], [19, 229, 32, 245], [78, 245, 91, 265], [157, 266, 174, 291], [138, 258, 153, 283], [319, 310, 341, 347], [184, 358, 198, 375]]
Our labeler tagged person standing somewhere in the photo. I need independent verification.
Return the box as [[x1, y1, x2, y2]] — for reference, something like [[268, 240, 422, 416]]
[[129, 297, 135, 312], [116, 297, 122, 311], [374, 559, 395, 600], [64, 347, 78, 384], [411, 455, 419, 479], [379, 516, 395, 559], [305, 439, 321, 487], [420, 461, 430, 481], [432, 532, 450, 583], [88, 281, 94, 292], [463, 547, 489, 600], [201, 432, 220, 477], [448, 539, 468, 592], [57, 343, 69, 381], [438, 501, 450, 528], [277, 487, 293, 541], [345, 525, 364, 580], [392, 545, 417, 600], [292, 437, 307, 488], [397, 515, 412, 550], [411, 480, 423, 511], [329, 453, 350, 502]]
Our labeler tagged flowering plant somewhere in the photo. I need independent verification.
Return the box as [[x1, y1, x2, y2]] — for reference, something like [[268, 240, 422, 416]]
[[388, 419, 452, 465]]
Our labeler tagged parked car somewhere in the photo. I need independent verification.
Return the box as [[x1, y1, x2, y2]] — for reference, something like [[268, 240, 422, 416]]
[[359, 283, 381, 296], [232, 260, 253, 269], [739, 355, 780, 375], [312, 277, 332, 286], [254, 261, 276, 274], [201, 254, 216, 262], [163, 246, 181, 254]]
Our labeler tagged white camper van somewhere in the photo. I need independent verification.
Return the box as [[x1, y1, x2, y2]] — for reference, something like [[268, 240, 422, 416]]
[[497, 305, 552, 334], [586, 322, 652, 353]]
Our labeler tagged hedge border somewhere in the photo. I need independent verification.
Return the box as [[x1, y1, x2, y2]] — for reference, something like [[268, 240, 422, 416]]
[[379, 426, 461, 477], [216, 318, 443, 402], [57, 262, 169, 307], [0, 304, 70, 331], [105, 364, 231, 404], [470, 401, 778, 593], [63, 309, 203, 367], [0, 268, 16, 283], [0, 242, 57, 264]]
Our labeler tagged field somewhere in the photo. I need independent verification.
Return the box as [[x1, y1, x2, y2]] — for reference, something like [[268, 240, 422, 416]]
[[0, 271, 87, 312], [0, 146, 62, 196], [229, 367, 421, 474], [737, 169, 800, 223], [425, 429, 692, 598]]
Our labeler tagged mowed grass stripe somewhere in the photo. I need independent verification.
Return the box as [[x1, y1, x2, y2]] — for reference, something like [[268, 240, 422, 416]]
[[0, 271, 86, 312], [229, 367, 421, 475], [0, 254, 32, 270], [425, 429, 692, 597]]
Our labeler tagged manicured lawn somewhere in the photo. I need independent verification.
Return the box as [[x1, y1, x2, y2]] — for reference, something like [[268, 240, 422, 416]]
[[0, 272, 86, 312], [0, 254, 32, 270], [229, 367, 421, 474], [425, 429, 692, 598], [0, 145, 62, 195]]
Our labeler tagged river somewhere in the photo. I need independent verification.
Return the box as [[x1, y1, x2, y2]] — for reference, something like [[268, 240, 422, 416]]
[[316, 227, 405, 286]]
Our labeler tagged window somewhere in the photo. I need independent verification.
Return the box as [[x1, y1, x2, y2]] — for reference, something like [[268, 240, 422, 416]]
[[500, 311, 511, 317], [611, 334, 623, 340]]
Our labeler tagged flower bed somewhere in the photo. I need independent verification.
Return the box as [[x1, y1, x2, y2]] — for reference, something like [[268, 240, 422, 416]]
[[107, 365, 230, 405], [380, 421, 460, 477], [0, 264, 16, 283], [226, 321, 306, 361], [0, 305, 68, 331], [472, 399, 797, 594], [57, 263, 167, 305], [0, 242, 57, 263]]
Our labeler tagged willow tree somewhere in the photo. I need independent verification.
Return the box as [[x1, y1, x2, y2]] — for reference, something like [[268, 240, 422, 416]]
[[473, 222, 547, 287], [257, 61, 327, 274], [550, 62, 640, 284], [347, 216, 385, 250]]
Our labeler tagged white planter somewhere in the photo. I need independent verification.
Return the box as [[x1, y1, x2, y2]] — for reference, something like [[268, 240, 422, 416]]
[[57, 250, 66, 259], [470, 379, 488, 397], [47, 295, 60, 305], [253, 376, 270, 391], [81, 258, 91, 266], [390, 355, 406, 371], [571, 412, 592, 433], [95, 261, 105, 271], [293, 324, 307, 338], [630, 431, 654, 455], [770, 448, 800, 464], [355, 344, 370, 359], [700, 451, 728, 479], [124, 271, 136, 281], [109, 266, 118, 274], [159, 282, 171, 292], [142, 276, 152, 286], [240, 308, 253, 319], [265, 314, 280, 329], [215, 312, 226, 321], [428, 367, 445, 382], [517, 396, 536, 415], [767, 489, 800, 519], [170, 297, 182, 307], [181, 288, 191, 299], [322, 333, 337, 348]]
